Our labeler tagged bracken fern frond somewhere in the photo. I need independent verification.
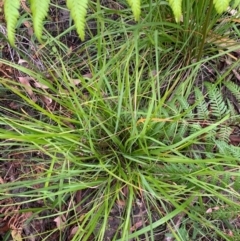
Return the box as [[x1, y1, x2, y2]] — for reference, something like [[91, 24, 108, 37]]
[[29, 0, 50, 43], [205, 82, 228, 118], [213, 0, 231, 13], [3, 0, 20, 46], [66, 0, 88, 41], [168, 0, 182, 22], [224, 80, 240, 102], [215, 140, 240, 159], [194, 87, 209, 120], [232, 0, 240, 9], [3, 0, 236, 45], [233, 175, 240, 191], [126, 0, 141, 21], [217, 126, 232, 142]]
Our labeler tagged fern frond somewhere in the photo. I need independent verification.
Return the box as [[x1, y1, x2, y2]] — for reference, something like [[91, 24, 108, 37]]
[[221, 172, 231, 187], [217, 126, 232, 142], [224, 80, 240, 102], [226, 100, 238, 120], [163, 122, 177, 143], [213, 0, 231, 13], [175, 96, 193, 118], [175, 123, 189, 142], [232, 0, 240, 9], [194, 87, 209, 119], [167, 101, 179, 114], [29, 0, 50, 42], [161, 163, 200, 175], [205, 83, 228, 118], [208, 205, 238, 219], [151, 122, 167, 137], [177, 96, 189, 110], [230, 145, 240, 159], [66, 0, 88, 41], [3, 0, 21, 46], [168, 0, 182, 22], [214, 140, 230, 155], [214, 140, 240, 159], [126, 0, 141, 21], [233, 176, 240, 191]]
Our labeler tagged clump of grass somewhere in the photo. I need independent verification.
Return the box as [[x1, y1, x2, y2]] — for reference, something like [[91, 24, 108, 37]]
[[0, 1, 240, 240]]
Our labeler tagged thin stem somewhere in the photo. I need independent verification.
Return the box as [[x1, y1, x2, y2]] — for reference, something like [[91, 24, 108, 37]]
[[197, 0, 214, 61]]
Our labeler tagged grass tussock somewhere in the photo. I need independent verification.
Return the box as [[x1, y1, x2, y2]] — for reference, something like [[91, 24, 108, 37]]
[[0, 0, 240, 240]]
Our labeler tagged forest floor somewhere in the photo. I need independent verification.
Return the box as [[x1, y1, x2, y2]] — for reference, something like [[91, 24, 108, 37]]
[[1, 1, 240, 241]]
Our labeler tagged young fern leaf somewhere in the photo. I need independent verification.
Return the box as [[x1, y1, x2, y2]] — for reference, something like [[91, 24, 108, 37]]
[[66, 0, 88, 41], [213, 0, 231, 13], [168, 0, 182, 22], [233, 176, 240, 191], [224, 81, 240, 102], [126, 0, 141, 21], [205, 83, 228, 118], [194, 87, 209, 119], [217, 126, 232, 142], [3, 0, 20, 46], [29, 0, 50, 43]]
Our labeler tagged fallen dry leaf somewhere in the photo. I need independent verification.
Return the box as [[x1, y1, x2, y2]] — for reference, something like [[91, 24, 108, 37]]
[[11, 229, 22, 241], [39, 95, 52, 106], [206, 206, 222, 213], [69, 73, 93, 86], [69, 223, 86, 239], [18, 77, 34, 97], [206, 208, 212, 213], [54, 215, 66, 230], [226, 229, 234, 237], [70, 226, 79, 237], [18, 59, 28, 65], [130, 220, 144, 231], [33, 81, 49, 89]]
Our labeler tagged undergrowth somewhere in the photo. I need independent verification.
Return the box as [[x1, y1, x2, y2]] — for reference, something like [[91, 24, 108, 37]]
[[4, 0, 239, 45], [0, 0, 240, 241]]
